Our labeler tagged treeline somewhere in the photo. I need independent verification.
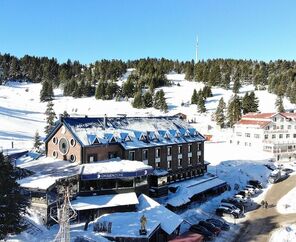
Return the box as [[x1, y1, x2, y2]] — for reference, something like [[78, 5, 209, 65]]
[[185, 59, 296, 104]]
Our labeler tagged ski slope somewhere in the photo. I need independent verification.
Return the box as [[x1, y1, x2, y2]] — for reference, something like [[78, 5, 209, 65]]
[[0, 73, 295, 150]]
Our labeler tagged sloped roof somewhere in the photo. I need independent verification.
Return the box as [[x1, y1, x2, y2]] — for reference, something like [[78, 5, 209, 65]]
[[237, 119, 271, 128], [54, 116, 205, 149], [242, 113, 276, 119]]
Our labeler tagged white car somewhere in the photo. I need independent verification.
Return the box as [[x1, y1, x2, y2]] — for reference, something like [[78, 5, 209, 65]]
[[245, 185, 260, 193]]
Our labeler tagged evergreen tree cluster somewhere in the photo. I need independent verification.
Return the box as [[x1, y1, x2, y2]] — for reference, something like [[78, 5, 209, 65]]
[[185, 59, 296, 104], [215, 92, 259, 128], [191, 86, 212, 113], [44, 101, 56, 135], [132, 90, 167, 112], [0, 153, 29, 240]]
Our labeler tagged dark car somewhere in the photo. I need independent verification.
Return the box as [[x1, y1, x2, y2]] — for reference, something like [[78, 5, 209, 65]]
[[237, 190, 249, 198], [189, 224, 215, 240], [216, 207, 240, 218], [282, 168, 294, 174], [198, 221, 221, 235], [248, 180, 263, 189], [221, 198, 245, 212], [206, 218, 230, 231]]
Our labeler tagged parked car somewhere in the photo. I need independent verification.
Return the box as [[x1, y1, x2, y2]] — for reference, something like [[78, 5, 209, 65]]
[[206, 218, 230, 231], [245, 184, 260, 193], [282, 168, 294, 174], [220, 202, 243, 214], [198, 221, 221, 236], [237, 190, 250, 198], [221, 198, 245, 212], [215, 206, 240, 218], [248, 180, 263, 189], [233, 194, 250, 203], [242, 187, 255, 196], [189, 224, 215, 240]]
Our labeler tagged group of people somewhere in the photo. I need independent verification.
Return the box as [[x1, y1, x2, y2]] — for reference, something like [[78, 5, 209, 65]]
[[261, 200, 269, 209]]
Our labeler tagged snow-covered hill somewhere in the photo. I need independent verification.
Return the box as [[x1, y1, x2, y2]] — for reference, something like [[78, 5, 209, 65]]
[[0, 73, 295, 150]]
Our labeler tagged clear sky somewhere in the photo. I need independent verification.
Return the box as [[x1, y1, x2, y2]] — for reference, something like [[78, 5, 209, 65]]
[[0, 0, 296, 64]]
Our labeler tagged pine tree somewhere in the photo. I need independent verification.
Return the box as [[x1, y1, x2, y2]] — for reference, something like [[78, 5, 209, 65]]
[[61, 110, 70, 118], [0, 153, 29, 240], [40, 80, 53, 101], [197, 95, 206, 113], [132, 92, 143, 108], [143, 91, 153, 108], [153, 90, 168, 112], [275, 96, 285, 112], [215, 97, 226, 128], [232, 76, 241, 94], [249, 91, 259, 112], [45, 101, 56, 135], [33, 130, 42, 151], [191, 89, 198, 104], [95, 80, 107, 99], [227, 95, 242, 127]]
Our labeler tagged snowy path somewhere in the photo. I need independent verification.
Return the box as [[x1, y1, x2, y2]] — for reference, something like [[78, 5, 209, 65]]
[[234, 174, 296, 242]]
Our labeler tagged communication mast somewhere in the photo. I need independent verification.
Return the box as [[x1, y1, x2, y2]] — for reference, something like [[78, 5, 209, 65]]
[[195, 35, 199, 64], [50, 185, 77, 242]]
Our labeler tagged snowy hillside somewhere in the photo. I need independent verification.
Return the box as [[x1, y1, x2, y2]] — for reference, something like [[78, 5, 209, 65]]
[[0, 73, 295, 150]]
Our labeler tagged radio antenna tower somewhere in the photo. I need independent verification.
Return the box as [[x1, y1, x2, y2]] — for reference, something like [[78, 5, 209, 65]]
[[195, 35, 199, 64], [50, 186, 77, 242]]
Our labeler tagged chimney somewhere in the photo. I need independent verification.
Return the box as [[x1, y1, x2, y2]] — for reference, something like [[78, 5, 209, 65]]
[[104, 114, 107, 129]]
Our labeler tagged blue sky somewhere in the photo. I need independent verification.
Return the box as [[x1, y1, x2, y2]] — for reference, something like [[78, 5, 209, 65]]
[[0, 0, 295, 63]]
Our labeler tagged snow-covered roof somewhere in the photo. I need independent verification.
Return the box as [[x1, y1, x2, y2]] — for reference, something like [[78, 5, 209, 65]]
[[81, 159, 153, 179], [166, 176, 227, 207], [16, 152, 79, 190], [96, 194, 183, 239], [59, 116, 205, 149], [71, 192, 139, 211]]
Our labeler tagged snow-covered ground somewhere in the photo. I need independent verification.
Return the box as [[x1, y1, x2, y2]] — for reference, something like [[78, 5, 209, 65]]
[[269, 224, 296, 242], [277, 184, 296, 214], [1, 73, 295, 151]]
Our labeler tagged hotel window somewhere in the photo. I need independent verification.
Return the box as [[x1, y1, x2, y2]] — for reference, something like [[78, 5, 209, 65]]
[[274, 117, 277, 122], [273, 125, 277, 130], [167, 160, 172, 169], [197, 143, 201, 150], [188, 157, 192, 165], [178, 145, 182, 154], [272, 134, 276, 139], [197, 155, 201, 163], [156, 162, 160, 168], [294, 134, 296, 138], [178, 158, 182, 167], [281, 125, 284, 130], [143, 149, 148, 160], [264, 134, 268, 139], [245, 133, 250, 138], [254, 134, 260, 139], [155, 148, 160, 158], [279, 134, 283, 139], [118, 178, 134, 188], [167, 146, 172, 156], [188, 144, 192, 153], [129, 151, 135, 160], [286, 134, 290, 138], [288, 125, 292, 130]]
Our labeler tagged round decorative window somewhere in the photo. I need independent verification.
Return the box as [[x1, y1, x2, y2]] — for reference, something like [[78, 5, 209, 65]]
[[70, 154, 76, 162], [53, 137, 58, 144], [58, 137, 69, 155], [70, 138, 76, 147], [52, 151, 58, 158]]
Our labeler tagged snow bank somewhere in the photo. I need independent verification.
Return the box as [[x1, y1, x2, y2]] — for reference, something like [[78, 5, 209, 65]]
[[269, 224, 296, 242], [277, 184, 296, 214]]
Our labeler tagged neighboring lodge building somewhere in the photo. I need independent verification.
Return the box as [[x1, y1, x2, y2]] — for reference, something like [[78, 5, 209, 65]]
[[232, 112, 296, 161]]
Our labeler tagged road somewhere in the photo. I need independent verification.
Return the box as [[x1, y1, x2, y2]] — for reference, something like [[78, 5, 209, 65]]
[[234, 174, 296, 242]]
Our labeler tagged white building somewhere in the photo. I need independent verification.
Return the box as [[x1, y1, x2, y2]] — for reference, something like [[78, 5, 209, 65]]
[[232, 112, 296, 161]]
